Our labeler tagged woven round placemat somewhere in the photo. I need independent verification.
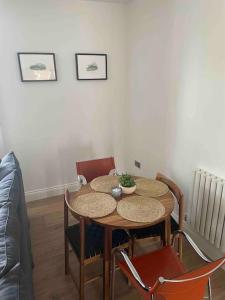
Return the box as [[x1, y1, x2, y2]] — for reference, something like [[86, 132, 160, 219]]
[[90, 175, 119, 193], [135, 178, 169, 197], [117, 195, 165, 223], [72, 192, 117, 218]]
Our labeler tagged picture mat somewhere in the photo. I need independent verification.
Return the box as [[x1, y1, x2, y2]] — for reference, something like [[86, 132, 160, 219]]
[[77, 55, 106, 79], [19, 54, 56, 81]]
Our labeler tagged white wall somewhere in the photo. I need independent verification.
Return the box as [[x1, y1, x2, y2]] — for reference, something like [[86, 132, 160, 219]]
[[0, 0, 127, 196], [126, 0, 225, 217], [1, 0, 225, 215]]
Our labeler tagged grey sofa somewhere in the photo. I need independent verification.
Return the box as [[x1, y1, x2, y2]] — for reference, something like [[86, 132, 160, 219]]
[[0, 152, 34, 299]]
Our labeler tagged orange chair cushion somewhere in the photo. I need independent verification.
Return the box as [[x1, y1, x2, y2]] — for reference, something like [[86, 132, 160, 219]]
[[155, 257, 225, 300], [118, 246, 185, 299]]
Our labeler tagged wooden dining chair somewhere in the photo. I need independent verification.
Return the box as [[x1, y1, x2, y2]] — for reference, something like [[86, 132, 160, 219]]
[[64, 189, 129, 300], [64, 157, 128, 299], [130, 172, 184, 258], [76, 157, 116, 183], [112, 230, 225, 300]]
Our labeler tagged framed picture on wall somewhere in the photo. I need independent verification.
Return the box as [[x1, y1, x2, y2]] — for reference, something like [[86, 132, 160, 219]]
[[75, 53, 107, 80], [17, 52, 57, 82]]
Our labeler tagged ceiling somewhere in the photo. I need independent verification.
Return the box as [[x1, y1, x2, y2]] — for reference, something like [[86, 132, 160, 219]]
[[83, 0, 131, 4]]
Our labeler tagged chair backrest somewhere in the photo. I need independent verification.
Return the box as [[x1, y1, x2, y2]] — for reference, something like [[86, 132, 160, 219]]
[[154, 256, 225, 300], [76, 157, 115, 183], [156, 172, 184, 229], [156, 173, 183, 206], [64, 188, 80, 222]]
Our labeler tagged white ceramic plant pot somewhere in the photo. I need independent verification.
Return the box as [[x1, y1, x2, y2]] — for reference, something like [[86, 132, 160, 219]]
[[119, 184, 136, 195]]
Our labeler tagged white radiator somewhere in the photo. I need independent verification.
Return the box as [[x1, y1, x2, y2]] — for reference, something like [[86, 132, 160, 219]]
[[190, 169, 225, 253]]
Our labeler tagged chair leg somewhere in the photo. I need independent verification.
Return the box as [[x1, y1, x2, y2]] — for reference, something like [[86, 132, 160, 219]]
[[208, 278, 212, 300], [64, 236, 69, 275], [128, 237, 134, 258], [79, 218, 85, 300], [127, 239, 134, 287], [111, 251, 116, 300], [178, 236, 183, 261], [161, 230, 166, 247], [80, 263, 85, 300], [130, 237, 135, 257]]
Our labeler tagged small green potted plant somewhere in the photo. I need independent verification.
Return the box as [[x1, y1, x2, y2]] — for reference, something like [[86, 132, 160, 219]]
[[119, 174, 136, 194]]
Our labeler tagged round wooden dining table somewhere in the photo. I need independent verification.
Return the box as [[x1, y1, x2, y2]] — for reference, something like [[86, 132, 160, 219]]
[[70, 178, 175, 300]]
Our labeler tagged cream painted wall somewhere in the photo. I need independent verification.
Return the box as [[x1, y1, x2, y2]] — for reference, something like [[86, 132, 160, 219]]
[[126, 0, 225, 217], [0, 0, 127, 194], [1, 0, 225, 215]]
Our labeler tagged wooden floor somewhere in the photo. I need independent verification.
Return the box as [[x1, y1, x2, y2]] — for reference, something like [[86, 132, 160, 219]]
[[28, 195, 225, 300]]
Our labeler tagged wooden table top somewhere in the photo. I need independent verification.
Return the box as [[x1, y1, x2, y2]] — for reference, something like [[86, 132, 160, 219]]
[[69, 180, 175, 229]]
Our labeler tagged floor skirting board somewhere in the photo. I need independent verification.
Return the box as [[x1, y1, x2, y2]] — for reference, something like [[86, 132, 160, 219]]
[[25, 182, 80, 202]]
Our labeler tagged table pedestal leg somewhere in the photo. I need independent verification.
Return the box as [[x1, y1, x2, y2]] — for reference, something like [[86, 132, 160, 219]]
[[103, 227, 112, 300]]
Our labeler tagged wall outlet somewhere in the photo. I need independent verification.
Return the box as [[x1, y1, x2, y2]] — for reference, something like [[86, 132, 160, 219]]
[[184, 214, 188, 222], [134, 160, 141, 169]]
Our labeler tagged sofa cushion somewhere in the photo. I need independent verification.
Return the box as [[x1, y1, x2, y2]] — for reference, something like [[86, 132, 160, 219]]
[[0, 152, 34, 298], [0, 262, 20, 300], [0, 152, 19, 181], [0, 170, 20, 278], [1, 152, 19, 167]]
